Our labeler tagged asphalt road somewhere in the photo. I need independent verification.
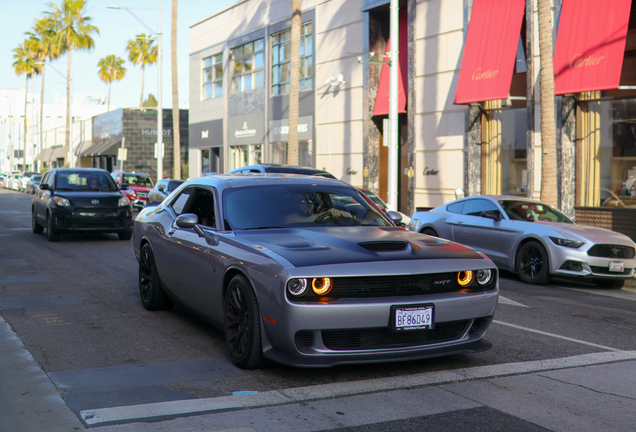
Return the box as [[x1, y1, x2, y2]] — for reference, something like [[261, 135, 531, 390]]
[[1, 187, 635, 432]]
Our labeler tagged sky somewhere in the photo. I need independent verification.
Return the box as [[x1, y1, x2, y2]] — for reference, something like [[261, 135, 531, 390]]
[[0, 0, 237, 109]]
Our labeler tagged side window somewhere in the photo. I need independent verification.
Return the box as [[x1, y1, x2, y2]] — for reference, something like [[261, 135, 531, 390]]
[[462, 199, 499, 217], [170, 188, 194, 216], [41, 172, 51, 186], [182, 188, 216, 228], [447, 202, 464, 214]]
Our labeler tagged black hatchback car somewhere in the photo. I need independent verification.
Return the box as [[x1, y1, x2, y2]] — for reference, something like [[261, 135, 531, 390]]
[[32, 168, 134, 241]]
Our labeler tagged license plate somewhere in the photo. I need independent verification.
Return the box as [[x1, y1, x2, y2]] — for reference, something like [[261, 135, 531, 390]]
[[609, 261, 624, 272], [392, 305, 434, 331]]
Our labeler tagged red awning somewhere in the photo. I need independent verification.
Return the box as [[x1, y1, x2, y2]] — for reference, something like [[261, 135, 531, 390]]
[[372, 8, 408, 117], [554, 0, 631, 95], [454, 0, 525, 104]]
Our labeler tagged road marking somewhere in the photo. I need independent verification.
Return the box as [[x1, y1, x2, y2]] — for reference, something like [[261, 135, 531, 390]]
[[498, 295, 528, 307], [493, 320, 624, 352], [79, 350, 636, 426]]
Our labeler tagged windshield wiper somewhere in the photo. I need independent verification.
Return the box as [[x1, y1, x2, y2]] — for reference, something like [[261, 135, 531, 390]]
[[243, 226, 286, 230]]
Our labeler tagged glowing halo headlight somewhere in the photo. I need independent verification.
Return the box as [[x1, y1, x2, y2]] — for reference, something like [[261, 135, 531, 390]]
[[311, 277, 333, 295], [476, 269, 493, 285], [287, 278, 308, 296], [457, 270, 474, 287]]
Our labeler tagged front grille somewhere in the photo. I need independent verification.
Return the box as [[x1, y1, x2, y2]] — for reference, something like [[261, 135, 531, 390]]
[[589, 266, 632, 275], [328, 273, 487, 298], [358, 241, 408, 252], [321, 320, 470, 350], [587, 244, 635, 259]]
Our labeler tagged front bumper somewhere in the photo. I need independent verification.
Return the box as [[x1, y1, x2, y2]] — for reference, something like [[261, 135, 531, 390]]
[[259, 261, 499, 367], [49, 206, 133, 233], [548, 244, 636, 280]]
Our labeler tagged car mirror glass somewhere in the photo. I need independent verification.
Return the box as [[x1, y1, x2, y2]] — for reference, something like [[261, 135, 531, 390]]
[[39, 183, 50, 190], [481, 210, 501, 221]]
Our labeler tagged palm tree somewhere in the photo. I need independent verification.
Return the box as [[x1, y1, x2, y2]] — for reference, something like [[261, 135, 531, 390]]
[[537, 0, 557, 206], [287, 0, 302, 165], [12, 42, 43, 171], [171, 0, 181, 180], [30, 16, 62, 171], [45, 0, 99, 168], [97, 55, 126, 111], [126, 33, 158, 108]]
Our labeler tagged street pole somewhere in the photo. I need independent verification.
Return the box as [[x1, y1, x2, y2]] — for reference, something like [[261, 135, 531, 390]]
[[157, 0, 163, 181], [387, 0, 399, 211]]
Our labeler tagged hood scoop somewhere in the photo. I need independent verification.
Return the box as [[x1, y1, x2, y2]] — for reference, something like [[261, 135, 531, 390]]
[[358, 241, 408, 252]]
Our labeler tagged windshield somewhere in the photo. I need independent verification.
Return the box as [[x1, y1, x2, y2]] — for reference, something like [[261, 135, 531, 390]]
[[56, 171, 119, 192], [499, 200, 574, 223], [123, 174, 154, 187], [223, 184, 392, 230]]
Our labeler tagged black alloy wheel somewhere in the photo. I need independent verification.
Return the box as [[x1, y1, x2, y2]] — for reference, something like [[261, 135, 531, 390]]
[[138, 243, 173, 311], [32, 210, 43, 234], [224, 275, 266, 369], [46, 213, 60, 242], [515, 241, 550, 284], [422, 227, 438, 237]]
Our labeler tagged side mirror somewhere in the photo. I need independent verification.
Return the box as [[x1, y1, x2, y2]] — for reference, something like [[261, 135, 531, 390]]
[[119, 183, 130, 190], [386, 210, 403, 226], [176, 213, 205, 237], [39, 183, 50, 190], [481, 210, 502, 221]]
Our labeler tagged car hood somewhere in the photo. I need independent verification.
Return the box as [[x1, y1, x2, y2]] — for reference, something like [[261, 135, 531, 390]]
[[535, 221, 635, 246], [236, 226, 485, 267]]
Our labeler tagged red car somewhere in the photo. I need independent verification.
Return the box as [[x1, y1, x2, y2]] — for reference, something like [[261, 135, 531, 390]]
[[110, 170, 155, 209]]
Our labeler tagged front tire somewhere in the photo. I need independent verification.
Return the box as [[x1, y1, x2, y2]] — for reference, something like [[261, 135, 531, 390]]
[[32, 210, 43, 234], [515, 241, 551, 284], [46, 213, 60, 242], [593, 279, 625, 289], [224, 275, 266, 369], [138, 243, 173, 311], [118, 231, 133, 240]]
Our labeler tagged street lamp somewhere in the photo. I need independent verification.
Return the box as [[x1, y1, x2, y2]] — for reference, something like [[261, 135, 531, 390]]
[[108, 2, 163, 181], [37, 63, 74, 169]]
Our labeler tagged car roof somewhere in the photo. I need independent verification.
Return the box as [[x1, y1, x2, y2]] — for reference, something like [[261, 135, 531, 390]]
[[191, 173, 348, 188], [231, 164, 335, 177]]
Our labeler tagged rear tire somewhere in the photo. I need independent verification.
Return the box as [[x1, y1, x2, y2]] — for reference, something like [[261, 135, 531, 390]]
[[515, 241, 551, 285], [46, 213, 60, 242], [224, 275, 266, 369], [138, 243, 173, 311], [593, 279, 625, 289], [421, 227, 438, 237], [32, 210, 43, 234]]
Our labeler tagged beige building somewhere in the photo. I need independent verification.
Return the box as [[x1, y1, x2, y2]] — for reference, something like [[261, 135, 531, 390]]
[[189, 0, 636, 225]]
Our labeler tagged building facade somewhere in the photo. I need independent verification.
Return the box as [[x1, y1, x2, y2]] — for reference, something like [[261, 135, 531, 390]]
[[189, 0, 636, 218]]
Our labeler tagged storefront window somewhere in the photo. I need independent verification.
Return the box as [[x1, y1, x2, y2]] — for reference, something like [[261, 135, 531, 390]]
[[577, 96, 636, 206], [271, 22, 313, 95], [271, 142, 286, 164], [481, 105, 527, 195], [230, 144, 262, 170], [201, 148, 210, 174], [202, 54, 223, 99], [230, 39, 264, 94]]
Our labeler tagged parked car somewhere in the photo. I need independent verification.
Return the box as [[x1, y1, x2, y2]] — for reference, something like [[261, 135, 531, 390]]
[[227, 164, 337, 178], [133, 174, 498, 368], [408, 195, 636, 288], [18, 171, 37, 192], [0, 174, 5, 187], [24, 174, 42, 194], [145, 179, 185, 205], [110, 170, 155, 209], [358, 187, 411, 227], [32, 168, 134, 242], [6, 173, 20, 190]]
